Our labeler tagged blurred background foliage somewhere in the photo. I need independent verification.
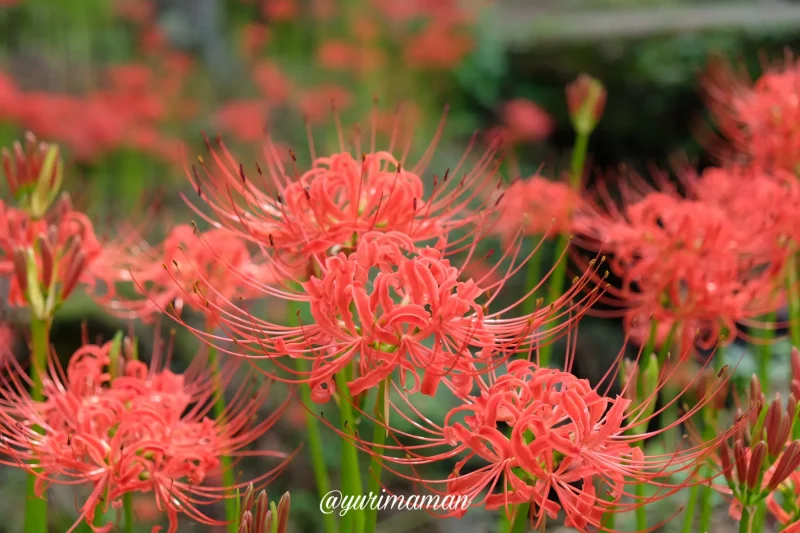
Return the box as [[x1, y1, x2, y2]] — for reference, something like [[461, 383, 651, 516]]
[[2, 0, 800, 531]]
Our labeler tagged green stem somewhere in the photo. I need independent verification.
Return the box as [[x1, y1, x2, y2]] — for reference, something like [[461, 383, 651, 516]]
[[599, 499, 615, 532], [698, 350, 724, 533], [296, 360, 338, 533], [756, 311, 776, 390], [697, 467, 714, 532], [364, 380, 387, 533], [538, 232, 570, 368], [753, 501, 767, 533], [288, 292, 337, 533], [537, 130, 590, 368], [739, 506, 755, 533], [568, 132, 590, 190], [208, 342, 238, 533], [123, 493, 134, 533], [634, 471, 647, 531], [335, 367, 364, 533], [787, 251, 800, 348], [25, 317, 49, 533], [521, 236, 543, 318], [509, 502, 531, 533], [681, 484, 699, 533]]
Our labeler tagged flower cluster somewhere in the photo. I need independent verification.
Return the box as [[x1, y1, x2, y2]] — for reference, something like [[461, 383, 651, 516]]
[[0, 337, 291, 533]]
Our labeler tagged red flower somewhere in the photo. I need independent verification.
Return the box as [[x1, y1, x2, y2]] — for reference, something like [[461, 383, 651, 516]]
[[0, 195, 103, 316], [253, 60, 291, 105], [360, 358, 739, 532], [574, 185, 783, 351], [179, 231, 599, 404], [297, 85, 353, 124], [93, 224, 280, 322], [215, 100, 270, 143], [703, 53, 800, 172], [493, 175, 580, 241], [0, 338, 292, 533], [261, 0, 297, 21], [0, 72, 21, 121], [403, 21, 473, 70], [500, 99, 554, 144], [186, 112, 503, 259]]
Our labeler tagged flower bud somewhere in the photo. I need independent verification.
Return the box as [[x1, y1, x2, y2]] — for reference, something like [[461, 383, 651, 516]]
[[238, 510, 252, 533], [733, 440, 748, 486], [108, 331, 125, 379], [1, 133, 63, 218], [254, 490, 268, 533], [768, 440, 800, 490], [619, 358, 639, 404], [12, 247, 28, 295], [566, 74, 606, 136], [746, 441, 767, 490], [277, 492, 291, 533], [719, 442, 735, 487], [37, 234, 54, 289], [243, 484, 256, 513]]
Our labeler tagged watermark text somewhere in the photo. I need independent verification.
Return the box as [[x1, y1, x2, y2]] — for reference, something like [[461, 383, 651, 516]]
[[320, 489, 471, 516]]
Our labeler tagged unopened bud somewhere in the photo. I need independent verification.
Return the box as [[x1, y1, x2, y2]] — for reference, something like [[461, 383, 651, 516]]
[[21, 247, 46, 318], [108, 331, 124, 379], [768, 440, 800, 490], [566, 74, 606, 136], [641, 353, 659, 400], [1, 134, 63, 218], [619, 359, 639, 404], [254, 490, 268, 533], [749, 374, 764, 406], [238, 510, 252, 533], [12, 248, 28, 294], [264, 510, 273, 533], [719, 442, 735, 487], [37, 234, 54, 289], [61, 249, 86, 301], [733, 440, 748, 486], [122, 336, 139, 362], [276, 492, 291, 533], [746, 441, 767, 490]]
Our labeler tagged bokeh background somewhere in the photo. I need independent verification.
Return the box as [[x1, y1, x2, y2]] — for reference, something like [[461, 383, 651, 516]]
[[2, 0, 800, 531]]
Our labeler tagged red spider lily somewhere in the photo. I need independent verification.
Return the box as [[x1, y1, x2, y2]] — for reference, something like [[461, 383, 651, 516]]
[[316, 40, 386, 77], [691, 165, 800, 252], [260, 0, 297, 21], [240, 23, 270, 58], [297, 85, 353, 124], [2, 132, 63, 216], [0, 72, 21, 121], [499, 99, 554, 145], [215, 100, 271, 144], [345, 344, 742, 532], [702, 52, 800, 172], [573, 189, 783, 349], [0, 195, 103, 316], [402, 19, 474, 70], [184, 108, 505, 261], [92, 224, 282, 322], [703, 375, 800, 528], [174, 229, 602, 403], [252, 60, 292, 105], [493, 175, 581, 242], [0, 334, 293, 533]]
